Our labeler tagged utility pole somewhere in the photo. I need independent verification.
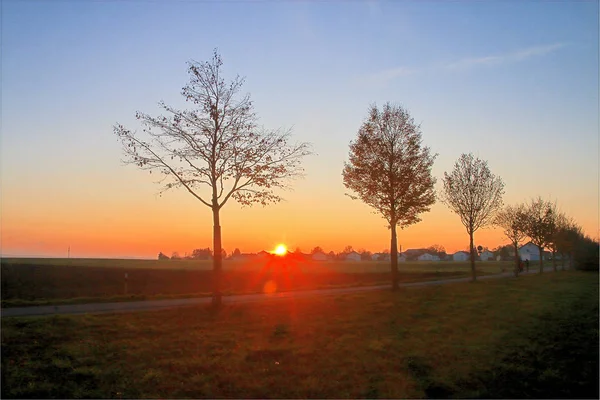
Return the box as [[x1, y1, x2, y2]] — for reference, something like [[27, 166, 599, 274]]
[[68, 246, 70, 259]]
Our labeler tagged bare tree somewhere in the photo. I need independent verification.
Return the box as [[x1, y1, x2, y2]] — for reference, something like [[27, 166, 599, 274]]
[[342, 245, 354, 254], [114, 50, 311, 306], [520, 197, 555, 274], [343, 103, 436, 290], [427, 244, 446, 258], [440, 153, 504, 281], [494, 204, 527, 277]]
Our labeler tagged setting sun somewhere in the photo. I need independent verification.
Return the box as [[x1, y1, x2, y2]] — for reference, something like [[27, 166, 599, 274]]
[[273, 244, 288, 256]]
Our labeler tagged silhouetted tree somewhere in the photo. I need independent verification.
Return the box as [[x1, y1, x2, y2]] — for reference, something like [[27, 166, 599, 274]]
[[360, 250, 373, 261], [494, 204, 527, 276], [343, 103, 436, 290], [573, 234, 599, 271], [554, 220, 582, 269], [311, 246, 324, 254], [493, 244, 513, 261], [191, 248, 212, 260], [233, 248, 241, 257], [546, 206, 567, 272], [171, 251, 181, 260], [378, 250, 391, 261], [520, 197, 556, 274], [158, 252, 170, 260], [114, 50, 312, 306], [441, 153, 504, 281], [427, 244, 446, 259], [342, 245, 354, 254]]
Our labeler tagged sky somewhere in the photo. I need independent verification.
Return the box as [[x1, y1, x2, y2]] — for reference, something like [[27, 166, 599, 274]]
[[1, 0, 598, 258]]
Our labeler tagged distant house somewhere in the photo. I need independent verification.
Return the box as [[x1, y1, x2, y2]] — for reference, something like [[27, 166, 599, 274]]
[[311, 251, 329, 261], [479, 250, 494, 261], [519, 242, 550, 261], [417, 253, 440, 262], [345, 251, 361, 262], [452, 251, 470, 262]]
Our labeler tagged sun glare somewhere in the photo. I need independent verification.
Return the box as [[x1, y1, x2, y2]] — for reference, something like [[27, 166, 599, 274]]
[[273, 244, 288, 256]]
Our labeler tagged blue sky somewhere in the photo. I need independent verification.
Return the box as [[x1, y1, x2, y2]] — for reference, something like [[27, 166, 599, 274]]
[[2, 0, 598, 257]]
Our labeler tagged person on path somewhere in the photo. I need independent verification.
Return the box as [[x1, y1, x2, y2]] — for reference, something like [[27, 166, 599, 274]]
[[519, 258, 524, 273]]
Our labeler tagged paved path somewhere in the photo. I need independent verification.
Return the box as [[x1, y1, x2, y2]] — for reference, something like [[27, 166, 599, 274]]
[[0, 268, 556, 318]]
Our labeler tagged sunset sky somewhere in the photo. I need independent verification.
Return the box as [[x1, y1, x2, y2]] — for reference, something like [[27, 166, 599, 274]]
[[2, 0, 598, 259]]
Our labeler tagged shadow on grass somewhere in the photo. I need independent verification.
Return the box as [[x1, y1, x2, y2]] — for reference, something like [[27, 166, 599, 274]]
[[448, 281, 599, 399]]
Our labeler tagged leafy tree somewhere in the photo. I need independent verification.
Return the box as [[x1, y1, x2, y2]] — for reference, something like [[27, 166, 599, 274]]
[[494, 204, 528, 276], [520, 197, 556, 274], [311, 246, 324, 254], [440, 153, 504, 281], [171, 251, 181, 260], [328, 251, 336, 259], [158, 252, 170, 260], [343, 103, 436, 290], [233, 248, 241, 257], [114, 50, 311, 306]]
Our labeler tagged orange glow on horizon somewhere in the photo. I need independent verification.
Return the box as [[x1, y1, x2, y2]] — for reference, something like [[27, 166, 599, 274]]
[[273, 244, 288, 256]]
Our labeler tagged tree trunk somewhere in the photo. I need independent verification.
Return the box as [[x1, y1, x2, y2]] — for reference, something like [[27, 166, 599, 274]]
[[552, 249, 557, 271], [469, 230, 476, 281], [212, 207, 223, 307], [513, 241, 520, 277], [390, 223, 399, 291], [538, 246, 544, 274]]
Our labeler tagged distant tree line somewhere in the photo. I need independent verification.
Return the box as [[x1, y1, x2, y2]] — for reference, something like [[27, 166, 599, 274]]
[[494, 197, 598, 274], [157, 248, 227, 261]]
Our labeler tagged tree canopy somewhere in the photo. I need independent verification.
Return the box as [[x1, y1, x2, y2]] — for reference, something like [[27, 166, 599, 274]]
[[343, 103, 436, 290]]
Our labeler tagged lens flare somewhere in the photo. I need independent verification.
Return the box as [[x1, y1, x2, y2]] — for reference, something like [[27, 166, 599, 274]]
[[263, 279, 277, 294]]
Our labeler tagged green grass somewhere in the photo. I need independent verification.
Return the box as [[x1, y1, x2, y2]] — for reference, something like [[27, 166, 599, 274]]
[[2, 271, 597, 398], [1, 258, 506, 307]]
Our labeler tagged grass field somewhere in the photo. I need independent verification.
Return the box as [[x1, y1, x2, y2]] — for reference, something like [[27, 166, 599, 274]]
[[1, 257, 514, 273], [1, 258, 511, 308], [1, 271, 597, 398]]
